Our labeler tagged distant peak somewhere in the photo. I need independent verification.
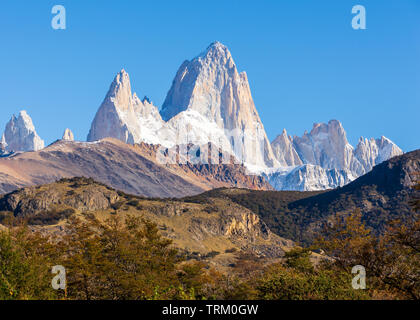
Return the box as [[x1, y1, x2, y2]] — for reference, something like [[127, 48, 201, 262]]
[[378, 136, 394, 145], [62, 128, 74, 141], [19, 110, 29, 117], [2, 110, 44, 152], [328, 119, 341, 125], [272, 129, 291, 144], [114, 69, 130, 83], [106, 69, 132, 100], [197, 41, 232, 60], [142, 96, 151, 104], [13, 110, 35, 129], [207, 41, 226, 50], [309, 120, 346, 137]]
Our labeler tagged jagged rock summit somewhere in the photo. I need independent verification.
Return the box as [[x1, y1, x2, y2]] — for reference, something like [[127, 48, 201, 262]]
[[87, 42, 277, 168], [87, 69, 163, 145], [62, 128, 74, 141], [269, 120, 403, 190], [161, 41, 277, 167], [85, 43, 403, 192], [354, 136, 403, 173], [271, 129, 303, 167], [292, 120, 355, 172], [1, 110, 44, 152]]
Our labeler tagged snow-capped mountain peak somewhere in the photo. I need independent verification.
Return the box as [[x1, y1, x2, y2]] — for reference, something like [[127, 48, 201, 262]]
[[87, 42, 277, 168], [87, 69, 163, 145], [291, 119, 354, 171], [268, 120, 403, 191], [271, 129, 303, 167], [84, 44, 403, 192], [354, 135, 403, 173], [1, 110, 44, 152], [159, 41, 277, 167], [196, 41, 237, 72]]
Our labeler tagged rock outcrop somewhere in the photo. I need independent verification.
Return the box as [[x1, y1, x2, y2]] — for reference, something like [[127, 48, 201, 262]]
[[62, 128, 74, 141], [0, 177, 294, 261], [0, 177, 120, 217], [1, 110, 44, 152]]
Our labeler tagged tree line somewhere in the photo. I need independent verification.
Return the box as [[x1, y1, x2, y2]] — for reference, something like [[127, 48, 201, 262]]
[[0, 183, 418, 300]]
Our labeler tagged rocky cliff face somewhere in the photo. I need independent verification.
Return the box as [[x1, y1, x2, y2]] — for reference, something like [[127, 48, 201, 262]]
[[354, 136, 403, 173], [271, 129, 303, 167], [292, 120, 356, 172], [87, 69, 141, 144], [87, 43, 277, 169], [87, 70, 163, 145], [1, 111, 44, 152], [0, 177, 120, 218], [266, 164, 353, 191], [161, 42, 277, 167]]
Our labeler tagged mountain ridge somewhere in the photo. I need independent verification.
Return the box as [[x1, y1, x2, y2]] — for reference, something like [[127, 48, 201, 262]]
[[190, 149, 419, 244], [0, 138, 271, 197], [0, 176, 294, 266], [0, 42, 405, 193], [268, 119, 402, 190]]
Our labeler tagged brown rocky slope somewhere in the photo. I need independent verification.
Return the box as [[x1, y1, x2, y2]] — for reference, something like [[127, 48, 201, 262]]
[[0, 138, 271, 198], [0, 177, 293, 268]]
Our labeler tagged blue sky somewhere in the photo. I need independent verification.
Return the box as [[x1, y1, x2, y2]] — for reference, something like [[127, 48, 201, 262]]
[[0, 0, 419, 151]]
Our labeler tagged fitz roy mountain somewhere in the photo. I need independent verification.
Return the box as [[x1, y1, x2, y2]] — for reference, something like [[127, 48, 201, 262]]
[[87, 41, 402, 191], [88, 42, 277, 169]]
